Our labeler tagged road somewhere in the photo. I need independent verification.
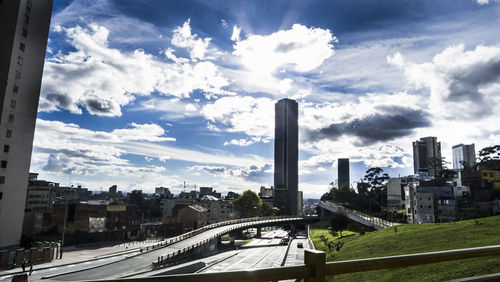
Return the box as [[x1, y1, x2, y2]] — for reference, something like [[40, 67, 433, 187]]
[[7, 217, 308, 281], [133, 229, 313, 279]]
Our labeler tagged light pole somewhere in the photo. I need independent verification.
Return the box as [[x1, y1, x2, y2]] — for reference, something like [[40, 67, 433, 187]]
[[60, 189, 69, 259]]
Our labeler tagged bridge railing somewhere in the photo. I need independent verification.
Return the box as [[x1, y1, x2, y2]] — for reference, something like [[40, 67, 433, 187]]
[[153, 216, 318, 268], [320, 201, 398, 228], [144, 215, 316, 255], [118, 244, 500, 282]]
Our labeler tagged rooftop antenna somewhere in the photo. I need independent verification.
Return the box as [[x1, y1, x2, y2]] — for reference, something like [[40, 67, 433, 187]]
[[183, 181, 186, 192]]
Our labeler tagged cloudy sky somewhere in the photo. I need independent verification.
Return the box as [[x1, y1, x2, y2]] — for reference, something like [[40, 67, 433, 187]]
[[32, 0, 500, 198]]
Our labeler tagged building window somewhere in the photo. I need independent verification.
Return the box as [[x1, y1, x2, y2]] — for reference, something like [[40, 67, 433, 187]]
[[4, 145, 9, 153], [428, 205, 431, 209], [8, 115, 14, 123], [1, 161, 7, 169], [6, 130, 12, 138], [20, 43, 25, 51], [10, 100, 16, 108], [15, 71, 21, 79], [17, 57, 23, 65], [0, 192, 2, 199], [26, 3, 32, 11], [22, 28, 28, 37], [24, 15, 30, 24], [0, 176, 5, 184], [13, 85, 19, 93]]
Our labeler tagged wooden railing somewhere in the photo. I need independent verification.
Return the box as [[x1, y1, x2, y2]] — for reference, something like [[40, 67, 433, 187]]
[[116, 245, 500, 282]]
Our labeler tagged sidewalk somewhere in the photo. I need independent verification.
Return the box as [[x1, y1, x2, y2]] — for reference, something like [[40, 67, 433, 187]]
[[0, 239, 163, 276]]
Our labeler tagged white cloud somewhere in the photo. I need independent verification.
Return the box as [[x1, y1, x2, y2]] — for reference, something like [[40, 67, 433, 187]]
[[189, 164, 272, 183], [223, 136, 269, 147], [221, 19, 229, 29], [202, 96, 275, 141], [40, 23, 231, 117], [138, 97, 201, 120], [231, 25, 242, 42], [171, 19, 211, 61], [233, 23, 336, 75], [388, 44, 500, 119]]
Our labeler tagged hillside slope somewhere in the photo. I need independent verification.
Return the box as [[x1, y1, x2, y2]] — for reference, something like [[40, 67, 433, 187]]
[[310, 215, 500, 281]]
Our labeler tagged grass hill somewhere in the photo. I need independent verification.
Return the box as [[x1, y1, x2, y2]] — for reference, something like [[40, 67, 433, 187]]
[[310, 215, 500, 281]]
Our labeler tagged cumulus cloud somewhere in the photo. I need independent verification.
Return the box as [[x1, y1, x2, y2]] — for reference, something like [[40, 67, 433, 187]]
[[189, 164, 272, 182], [388, 44, 500, 119], [40, 22, 231, 116], [233, 24, 337, 75], [203, 96, 275, 142], [139, 97, 202, 120], [307, 107, 430, 146], [171, 19, 212, 61]]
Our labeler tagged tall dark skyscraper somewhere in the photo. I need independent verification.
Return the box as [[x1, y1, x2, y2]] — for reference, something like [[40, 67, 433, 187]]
[[274, 98, 298, 215], [0, 0, 53, 247], [413, 136, 441, 177], [338, 158, 350, 189]]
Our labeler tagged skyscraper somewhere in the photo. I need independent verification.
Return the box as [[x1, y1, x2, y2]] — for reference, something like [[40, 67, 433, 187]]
[[338, 158, 350, 189], [0, 0, 53, 247], [274, 98, 298, 215], [452, 143, 476, 170], [412, 137, 442, 177]]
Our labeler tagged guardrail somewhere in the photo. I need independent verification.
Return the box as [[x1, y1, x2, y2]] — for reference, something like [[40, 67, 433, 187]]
[[320, 201, 398, 229], [140, 215, 317, 256], [116, 244, 500, 282], [153, 216, 318, 268]]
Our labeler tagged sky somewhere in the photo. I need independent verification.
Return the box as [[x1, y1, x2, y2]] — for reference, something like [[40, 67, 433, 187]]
[[31, 0, 500, 198]]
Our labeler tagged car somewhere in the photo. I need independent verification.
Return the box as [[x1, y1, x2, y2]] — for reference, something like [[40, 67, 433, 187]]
[[297, 242, 303, 248]]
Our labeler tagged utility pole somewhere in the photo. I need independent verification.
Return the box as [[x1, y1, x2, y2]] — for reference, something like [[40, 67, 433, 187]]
[[60, 189, 69, 259]]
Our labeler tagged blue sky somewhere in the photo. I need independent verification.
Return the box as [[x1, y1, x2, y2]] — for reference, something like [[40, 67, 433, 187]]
[[31, 0, 500, 198]]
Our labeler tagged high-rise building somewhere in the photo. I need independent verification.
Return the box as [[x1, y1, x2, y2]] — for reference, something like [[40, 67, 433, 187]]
[[412, 137, 442, 177], [337, 158, 350, 189], [452, 144, 476, 170], [274, 98, 298, 215], [0, 0, 52, 247]]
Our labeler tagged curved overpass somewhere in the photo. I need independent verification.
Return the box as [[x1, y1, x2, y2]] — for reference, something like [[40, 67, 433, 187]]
[[319, 201, 399, 230], [45, 216, 318, 281]]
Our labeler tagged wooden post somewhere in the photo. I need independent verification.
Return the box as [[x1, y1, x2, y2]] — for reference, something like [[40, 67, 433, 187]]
[[304, 249, 326, 282]]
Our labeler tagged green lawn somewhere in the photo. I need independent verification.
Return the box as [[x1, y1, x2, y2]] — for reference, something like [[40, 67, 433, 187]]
[[310, 216, 500, 281]]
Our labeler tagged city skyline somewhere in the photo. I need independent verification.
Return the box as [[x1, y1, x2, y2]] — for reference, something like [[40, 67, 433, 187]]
[[30, 0, 500, 198]]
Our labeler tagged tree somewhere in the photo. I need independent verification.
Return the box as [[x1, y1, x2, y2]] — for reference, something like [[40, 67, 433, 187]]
[[233, 190, 262, 218], [478, 145, 500, 170], [363, 167, 390, 208], [429, 156, 455, 179], [261, 201, 276, 216], [330, 213, 349, 238]]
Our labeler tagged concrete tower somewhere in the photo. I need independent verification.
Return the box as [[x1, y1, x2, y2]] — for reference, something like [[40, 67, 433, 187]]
[[338, 158, 350, 189], [0, 0, 53, 247], [452, 144, 476, 171], [412, 137, 442, 177], [274, 98, 298, 215]]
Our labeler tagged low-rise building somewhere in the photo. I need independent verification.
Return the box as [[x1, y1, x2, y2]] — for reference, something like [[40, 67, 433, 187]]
[[199, 195, 233, 223]]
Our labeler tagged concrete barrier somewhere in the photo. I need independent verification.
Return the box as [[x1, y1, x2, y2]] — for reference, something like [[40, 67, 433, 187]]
[[29, 247, 38, 263]]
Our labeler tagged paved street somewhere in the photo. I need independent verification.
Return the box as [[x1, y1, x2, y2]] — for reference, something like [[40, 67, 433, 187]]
[[0, 217, 308, 281], [131, 229, 313, 279]]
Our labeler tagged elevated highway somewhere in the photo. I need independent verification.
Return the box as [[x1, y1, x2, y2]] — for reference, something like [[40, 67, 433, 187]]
[[319, 201, 400, 229], [42, 216, 318, 280]]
